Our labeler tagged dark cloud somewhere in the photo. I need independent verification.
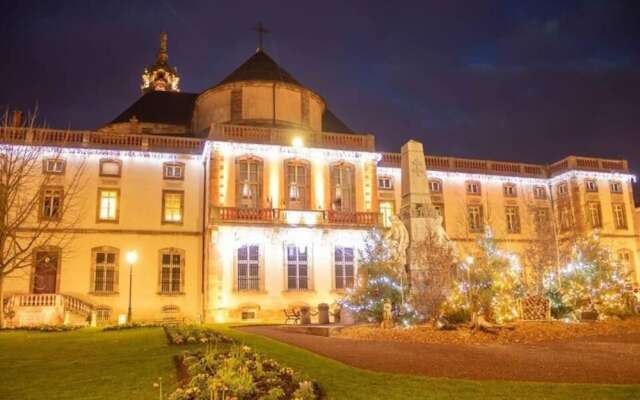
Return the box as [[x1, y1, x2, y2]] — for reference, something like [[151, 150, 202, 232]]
[[1, 0, 640, 192]]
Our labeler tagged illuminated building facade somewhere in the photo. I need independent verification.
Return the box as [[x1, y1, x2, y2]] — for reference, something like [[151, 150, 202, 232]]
[[1, 34, 638, 325]]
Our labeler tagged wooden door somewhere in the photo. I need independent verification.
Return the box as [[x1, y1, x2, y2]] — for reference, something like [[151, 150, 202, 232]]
[[32, 251, 58, 294]]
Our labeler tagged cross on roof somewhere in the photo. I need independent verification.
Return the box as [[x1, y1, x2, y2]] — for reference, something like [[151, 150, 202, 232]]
[[254, 22, 269, 52]]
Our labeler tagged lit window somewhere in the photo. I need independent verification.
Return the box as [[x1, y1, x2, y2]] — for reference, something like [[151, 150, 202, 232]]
[[465, 181, 481, 195], [610, 181, 623, 194], [237, 245, 260, 291], [533, 186, 547, 199], [98, 189, 118, 222], [159, 250, 183, 294], [467, 205, 483, 232], [588, 202, 602, 228], [433, 203, 445, 229], [557, 182, 568, 196], [585, 179, 598, 192], [43, 159, 66, 175], [162, 191, 183, 223], [505, 206, 520, 233], [378, 176, 393, 190], [93, 248, 118, 293], [286, 160, 310, 210], [503, 183, 517, 197], [286, 245, 309, 290], [236, 157, 263, 208], [330, 162, 355, 211], [613, 203, 627, 229], [334, 247, 355, 289], [99, 159, 121, 177], [95, 306, 112, 323], [163, 163, 184, 180], [429, 179, 442, 194], [379, 201, 394, 228], [41, 187, 63, 220]]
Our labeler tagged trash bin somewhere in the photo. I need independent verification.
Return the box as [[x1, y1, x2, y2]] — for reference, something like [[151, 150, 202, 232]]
[[300, 306, 311, 325], [318, 303, 330, 325]]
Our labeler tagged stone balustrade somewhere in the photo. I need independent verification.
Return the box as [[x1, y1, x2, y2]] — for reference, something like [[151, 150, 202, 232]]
[[210, 206, 380, 227]]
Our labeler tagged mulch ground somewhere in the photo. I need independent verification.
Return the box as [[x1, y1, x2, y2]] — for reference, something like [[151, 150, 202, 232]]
[[239, 325, 640, 384]]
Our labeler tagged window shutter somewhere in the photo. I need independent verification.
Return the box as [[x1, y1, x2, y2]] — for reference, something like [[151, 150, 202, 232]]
[[180, 252, 185, 293]]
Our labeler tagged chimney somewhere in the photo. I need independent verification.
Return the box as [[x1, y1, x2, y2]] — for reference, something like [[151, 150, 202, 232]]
[[11, 110, 23, 127]]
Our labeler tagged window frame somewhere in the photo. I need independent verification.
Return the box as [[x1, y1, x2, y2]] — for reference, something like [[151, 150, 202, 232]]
[[96, 188, 120, 223], [465, 180, 481, 195], [99, 159, 122, 178], [587, 201, 602, 228], [163, 162, 185, 180], [612, 203, 628, 230], [236, 244, 261, 292], [378, 176, 393, 191], [505, 206, 521, 234], [557, 182, 568, 196], [379, 201, 395, 228], [333, 246, 355, 291], [235, 156, 263, 209], [285, 244, 311, 291], [284, 159, 311, 210], [42, 158, 66, 175], [158, 248, 185, 295], [162, 190, 184, 225], [91, 246, 119, 294], [467, 204, 483, 232], [584, 179, 598, 193], [503, 183, 517, 198], [610, 181, 623, 194], [428, 179, 443, 194], [330, 161, 355, 212], [40, 186, 64, 221], [533, 186, 547, 199]]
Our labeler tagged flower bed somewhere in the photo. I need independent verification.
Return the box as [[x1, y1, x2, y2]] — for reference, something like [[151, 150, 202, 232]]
[[165, 325, 234, 345], [102, 322, 161, 331], [0, 325, 81, 332], [335, 318, 640, 345], [170, 345, 321, 400]]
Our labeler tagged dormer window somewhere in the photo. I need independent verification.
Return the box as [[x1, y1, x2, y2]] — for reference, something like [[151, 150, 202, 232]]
[[43, 158, 66, 175], [465, 181, 481, 195], [163, 162, 184, 180], [99, 159, 122, 177], [503, 183, 517, 197]]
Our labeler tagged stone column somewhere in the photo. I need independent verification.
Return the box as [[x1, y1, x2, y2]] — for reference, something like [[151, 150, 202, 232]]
[[400, 140, 430, 244]]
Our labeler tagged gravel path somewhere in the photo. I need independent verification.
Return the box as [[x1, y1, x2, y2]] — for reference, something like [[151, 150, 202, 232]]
[[239, 326, 640, 384]]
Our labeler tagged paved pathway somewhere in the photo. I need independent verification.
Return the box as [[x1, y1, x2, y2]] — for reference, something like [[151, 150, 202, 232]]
[[239, 326, 640, 384]]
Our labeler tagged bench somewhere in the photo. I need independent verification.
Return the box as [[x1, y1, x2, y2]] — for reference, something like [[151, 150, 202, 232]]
[[283, 308, 301, 324]]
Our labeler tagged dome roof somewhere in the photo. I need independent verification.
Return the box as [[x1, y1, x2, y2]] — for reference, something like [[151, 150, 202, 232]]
[[215, 50, 302, 87]]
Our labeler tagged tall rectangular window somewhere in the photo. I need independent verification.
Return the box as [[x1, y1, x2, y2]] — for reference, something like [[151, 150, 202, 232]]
[[334, 247, 355, 289], [98, 189, 118, 222], [237, 245, 259, 291], [162, 191, 184, 224], [41, 187, 63, 220], [93, 249, 117, 293], [613, 203, 627, 229], [505, 206, 520, 233], [379, 201, 394, 228], [285, 161, 309, 210], [585, 179, 598, 192], [160, 251, 183, 294], [557, 182, 568, 196], [286, 245, 308, 290], [236, 157, 262, 208], [330, 163, 355, 211], [588, 202, 602, 228], [467, 205, 483, 232], [560, 206, 572, 231]]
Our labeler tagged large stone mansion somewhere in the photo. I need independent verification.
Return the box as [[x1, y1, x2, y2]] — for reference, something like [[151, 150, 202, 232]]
[[2, 33, 638, 326]]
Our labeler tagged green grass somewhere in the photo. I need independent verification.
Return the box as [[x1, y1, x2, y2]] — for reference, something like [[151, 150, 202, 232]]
[[214, 325, 640, 400], [0, 326, 638, 400], [0, 327, 192, 400]]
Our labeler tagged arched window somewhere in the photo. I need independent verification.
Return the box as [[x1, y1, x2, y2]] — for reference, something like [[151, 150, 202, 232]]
[[235, 156, 263, 209], [91, 246, 119, 294], [284, 159, 310, 210], [330, 162, 355, 211], [158, 248, 185, 294]]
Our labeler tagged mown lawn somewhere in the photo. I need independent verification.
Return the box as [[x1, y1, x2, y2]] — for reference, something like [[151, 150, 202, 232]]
[[0, 327, 190, 400], [0, 326, 638, 400]]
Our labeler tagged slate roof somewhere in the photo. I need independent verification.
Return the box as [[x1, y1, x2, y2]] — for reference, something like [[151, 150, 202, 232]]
[[322, 109, 353, 134], [110, 91, 197, 127], [216, 50, 301, 87]]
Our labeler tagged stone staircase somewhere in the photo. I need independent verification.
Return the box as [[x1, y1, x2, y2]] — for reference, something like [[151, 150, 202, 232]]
[[4, 293, 94, 327]]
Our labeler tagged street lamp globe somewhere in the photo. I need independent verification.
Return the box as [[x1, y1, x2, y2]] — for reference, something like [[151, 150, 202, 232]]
[[126, 250, 138, 265]]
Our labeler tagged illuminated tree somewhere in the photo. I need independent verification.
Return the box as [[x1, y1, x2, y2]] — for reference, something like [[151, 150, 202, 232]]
[[0, 110, 85, 328], [445, 226, 524, 324]]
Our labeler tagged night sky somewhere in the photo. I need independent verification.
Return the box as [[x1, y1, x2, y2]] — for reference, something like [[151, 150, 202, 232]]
[[2, 1, 640, 179]]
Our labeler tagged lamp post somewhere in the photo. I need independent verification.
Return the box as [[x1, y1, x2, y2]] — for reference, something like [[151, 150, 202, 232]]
[[126, 250, 138, 323]]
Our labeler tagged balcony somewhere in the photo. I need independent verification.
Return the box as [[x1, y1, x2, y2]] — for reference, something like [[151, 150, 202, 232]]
[[210, 206, 380, 228]]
